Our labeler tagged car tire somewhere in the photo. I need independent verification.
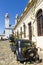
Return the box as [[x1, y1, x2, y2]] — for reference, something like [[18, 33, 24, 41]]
[[14, 51, 16, 54], [16, 50, 19, 61]]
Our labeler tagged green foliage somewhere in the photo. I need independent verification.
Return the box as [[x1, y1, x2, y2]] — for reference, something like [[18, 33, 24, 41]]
[[32, 41, 36, 46], [22, 47, 27, 53], [13, 42, 17, 47]]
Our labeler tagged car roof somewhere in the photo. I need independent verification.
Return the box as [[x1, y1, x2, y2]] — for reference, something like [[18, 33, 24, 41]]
[[15, 39, 31, 43]]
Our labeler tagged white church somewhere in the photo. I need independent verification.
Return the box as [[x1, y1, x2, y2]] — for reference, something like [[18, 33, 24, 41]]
[[0, 13, 14, 39]]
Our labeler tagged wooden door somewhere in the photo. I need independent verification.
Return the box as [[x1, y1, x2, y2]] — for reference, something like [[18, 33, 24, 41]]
[[28, 22, 32, 41]]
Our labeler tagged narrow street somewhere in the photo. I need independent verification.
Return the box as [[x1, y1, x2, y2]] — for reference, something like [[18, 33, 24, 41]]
[[0, 40, 19, 65], [0, 40, 43, 65]]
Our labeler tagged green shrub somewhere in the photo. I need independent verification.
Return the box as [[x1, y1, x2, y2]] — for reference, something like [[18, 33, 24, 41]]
[[13, 42, 17, 47]]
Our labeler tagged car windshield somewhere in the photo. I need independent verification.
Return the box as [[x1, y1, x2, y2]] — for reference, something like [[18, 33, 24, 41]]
[[21, 41, 32, 54], [22, 41, 32, 47]]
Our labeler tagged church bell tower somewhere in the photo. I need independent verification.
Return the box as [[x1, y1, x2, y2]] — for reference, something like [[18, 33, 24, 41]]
[[5, 13, 9, 39]]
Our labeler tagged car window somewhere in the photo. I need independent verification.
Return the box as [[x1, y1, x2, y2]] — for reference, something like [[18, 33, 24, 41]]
[[22, 42, 31, 47]]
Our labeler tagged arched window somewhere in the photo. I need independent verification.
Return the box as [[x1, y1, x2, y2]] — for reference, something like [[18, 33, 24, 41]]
[[23, 23, 26, 38], [20, 27, 22, 38], [17, 30, 19, 38], [36, 9, 43, 36]]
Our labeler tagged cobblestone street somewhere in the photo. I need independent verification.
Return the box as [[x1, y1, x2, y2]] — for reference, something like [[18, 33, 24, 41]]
[[0, 40, 43, 65]]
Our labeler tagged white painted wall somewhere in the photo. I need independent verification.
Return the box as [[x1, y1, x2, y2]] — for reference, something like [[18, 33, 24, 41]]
[[34, 1, 43, 48], [5, 29, 9, 38], [14, 0, 43, 49]]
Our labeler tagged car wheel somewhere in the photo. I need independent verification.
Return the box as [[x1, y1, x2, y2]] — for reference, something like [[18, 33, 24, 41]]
[[14, 51, 16, 54], [16, 50, 19, 61]]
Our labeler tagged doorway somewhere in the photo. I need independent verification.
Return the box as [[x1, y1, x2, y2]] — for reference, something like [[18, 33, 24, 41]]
[[28, 22, 32, 41]]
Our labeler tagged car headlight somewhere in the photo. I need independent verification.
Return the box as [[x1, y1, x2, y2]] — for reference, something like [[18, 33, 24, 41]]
[[30, 53, 34, 56]]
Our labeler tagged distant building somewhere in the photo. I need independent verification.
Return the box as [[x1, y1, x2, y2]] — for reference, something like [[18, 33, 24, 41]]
[[0, 13, 14, 40], [0, 34, 5, 40], [5, 13, 10, 39], [5, 13, 14, 39]]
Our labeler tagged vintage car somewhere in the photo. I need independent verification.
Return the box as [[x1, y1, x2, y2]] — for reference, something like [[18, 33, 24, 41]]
[[15, 39, 42, 63]]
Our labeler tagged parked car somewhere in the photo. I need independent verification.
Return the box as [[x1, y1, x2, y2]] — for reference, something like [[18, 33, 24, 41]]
[[15, 39, 42, 63]]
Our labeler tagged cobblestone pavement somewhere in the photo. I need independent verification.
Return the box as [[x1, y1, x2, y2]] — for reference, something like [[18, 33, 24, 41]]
[[0, 40, 43, 65]]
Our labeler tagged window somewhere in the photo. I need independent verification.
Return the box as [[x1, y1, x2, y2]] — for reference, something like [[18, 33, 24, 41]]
[[36, 9, 43, 36], [42, 16, 43, 33], [20, 27, 22, 38], [28, 22, 32, 40], [17, 31, 19, 38], [23, 23, 26, 38]]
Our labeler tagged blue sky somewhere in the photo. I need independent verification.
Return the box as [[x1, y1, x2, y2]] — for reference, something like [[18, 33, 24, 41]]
[[0, 0, 29, 34]]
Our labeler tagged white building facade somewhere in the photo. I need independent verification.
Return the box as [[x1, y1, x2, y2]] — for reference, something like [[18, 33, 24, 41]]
[[14, 0, 43, 49], [5, 13, 10, 39], [5, 13, 14, 39]]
